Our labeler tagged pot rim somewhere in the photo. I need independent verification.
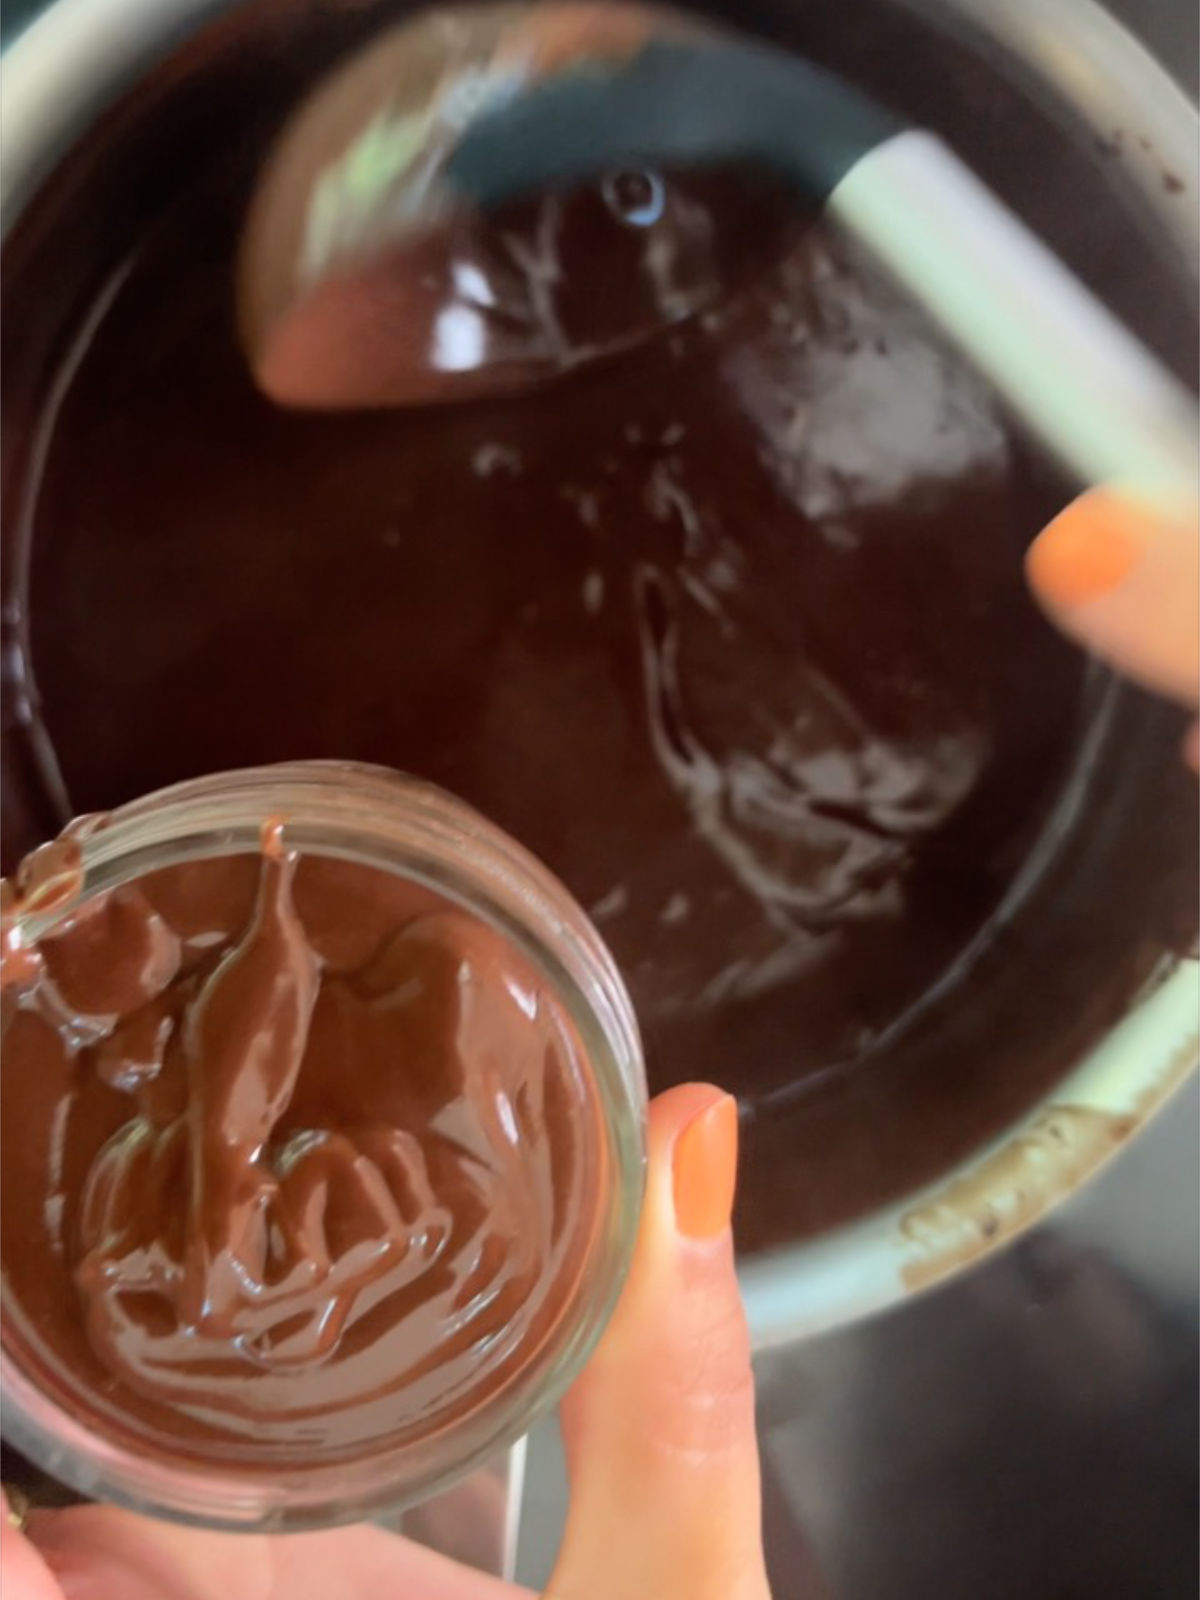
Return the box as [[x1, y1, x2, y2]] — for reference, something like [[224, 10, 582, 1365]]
[[3, 0, 1197, 244]]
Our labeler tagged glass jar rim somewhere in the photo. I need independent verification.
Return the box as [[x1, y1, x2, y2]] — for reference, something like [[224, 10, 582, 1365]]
[[2, 760, 647, 1530]]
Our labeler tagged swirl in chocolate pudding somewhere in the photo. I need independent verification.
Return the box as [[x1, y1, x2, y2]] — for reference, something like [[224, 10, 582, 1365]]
[[1, 830, 600, 1458]]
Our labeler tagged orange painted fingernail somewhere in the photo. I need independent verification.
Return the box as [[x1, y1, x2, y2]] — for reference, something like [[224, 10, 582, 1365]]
[[672, 1092, 739, 1240], [1026, 490, 1147, 607]]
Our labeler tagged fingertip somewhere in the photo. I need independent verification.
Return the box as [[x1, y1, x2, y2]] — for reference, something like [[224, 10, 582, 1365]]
[[639, 1084, 740, 1252], [1026, 487, 1199, 708], [647, 1080, 736, 1140], [1026, 488, 1146, 608], [671, 1090, 738, 1241]]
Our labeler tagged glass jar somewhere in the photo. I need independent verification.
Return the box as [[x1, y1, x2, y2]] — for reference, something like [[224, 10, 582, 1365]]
[[1, 760, 646, 1530]]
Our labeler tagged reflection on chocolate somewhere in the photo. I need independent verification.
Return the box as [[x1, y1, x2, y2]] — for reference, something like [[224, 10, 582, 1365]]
[[1, 835, 600, 1459], [237, 3, 779, 408], [246, 170, 798, 408]]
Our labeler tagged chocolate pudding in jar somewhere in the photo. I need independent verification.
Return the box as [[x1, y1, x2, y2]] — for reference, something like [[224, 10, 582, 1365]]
[[2, 0, 1195, 1304], [0, 764, 644, 1524]]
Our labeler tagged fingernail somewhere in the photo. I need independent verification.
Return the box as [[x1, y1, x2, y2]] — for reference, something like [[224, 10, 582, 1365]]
[[1026, 490, 1147, 607], [672, 1092, 739, 1240]]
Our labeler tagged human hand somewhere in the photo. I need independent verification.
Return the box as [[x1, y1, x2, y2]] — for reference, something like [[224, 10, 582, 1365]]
[[1027, 488, 1199, 762], [2, 1083, 771, 1600]]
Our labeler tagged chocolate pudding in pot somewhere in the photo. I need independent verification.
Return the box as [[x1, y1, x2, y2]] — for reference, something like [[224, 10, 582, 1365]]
[[2, 0, 1196, 1284]]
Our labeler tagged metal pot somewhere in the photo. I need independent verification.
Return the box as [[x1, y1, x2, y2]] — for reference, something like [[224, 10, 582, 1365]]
[[2, 0, 1196, 1347]]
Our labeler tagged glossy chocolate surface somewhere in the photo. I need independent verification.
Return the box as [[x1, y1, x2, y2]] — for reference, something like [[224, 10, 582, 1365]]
[[2, 830, 599, 1459]]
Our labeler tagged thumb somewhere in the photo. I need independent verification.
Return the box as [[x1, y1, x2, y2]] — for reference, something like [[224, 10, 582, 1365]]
[[547, 1084, 769, 1600], [1026, 487, 1199, 714]]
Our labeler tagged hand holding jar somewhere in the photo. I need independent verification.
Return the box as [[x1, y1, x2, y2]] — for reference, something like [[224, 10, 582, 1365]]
[[0, 768, 770, 1600], [4, 1084, 769, 1600]]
